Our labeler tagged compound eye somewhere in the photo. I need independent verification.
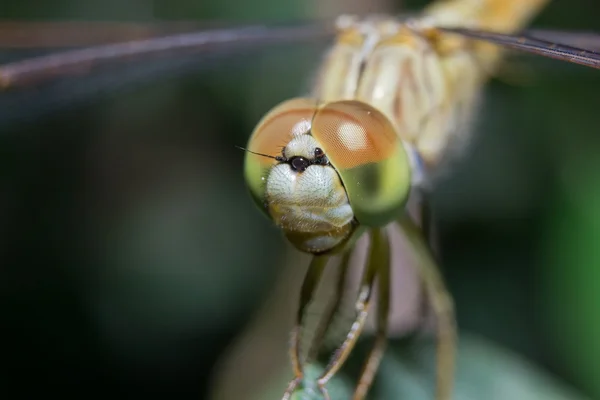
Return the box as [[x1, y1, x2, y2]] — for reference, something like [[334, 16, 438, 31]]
[[311, 100, 398, 170], [247, 98, 318, 168], [310, 100, 411, 227]]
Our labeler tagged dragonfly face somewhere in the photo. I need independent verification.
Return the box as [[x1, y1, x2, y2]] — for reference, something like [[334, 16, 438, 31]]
[[244, 97, 412, 254]]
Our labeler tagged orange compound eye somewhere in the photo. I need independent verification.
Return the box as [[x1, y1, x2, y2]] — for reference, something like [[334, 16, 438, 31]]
[[311, 100, 411, 227], [311, 100, 398, 169], [247, 97, 319, 166]]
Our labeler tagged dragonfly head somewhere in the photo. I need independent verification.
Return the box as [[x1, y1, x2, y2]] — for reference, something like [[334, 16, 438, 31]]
[[243, 97, 412, 254]]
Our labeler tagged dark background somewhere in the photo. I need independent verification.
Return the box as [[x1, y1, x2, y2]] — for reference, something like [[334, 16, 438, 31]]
[[0, 0, 599, 398]]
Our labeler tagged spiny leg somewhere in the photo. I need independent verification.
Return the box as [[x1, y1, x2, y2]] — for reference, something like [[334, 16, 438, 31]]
[[282, 254, 330, 400], [307, 251, 352, 363], [353, 227, 391, 400], [315, 228, 387, 399], [397, 214, 456, 400]]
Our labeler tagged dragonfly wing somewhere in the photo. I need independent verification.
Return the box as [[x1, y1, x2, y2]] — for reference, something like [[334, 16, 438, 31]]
[[437, 26, 600, 70], [526, 29, 600, 53], [0, 21, 227, 48], [0, 20, 334, 48], [0, 22, 335, 127], [0, 21, 336, 88]]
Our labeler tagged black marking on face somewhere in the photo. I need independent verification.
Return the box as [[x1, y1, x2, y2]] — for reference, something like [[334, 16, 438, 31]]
[[280, 146, 331, 172], [290, 156, 310, 172], [313, 147, 329, 165]]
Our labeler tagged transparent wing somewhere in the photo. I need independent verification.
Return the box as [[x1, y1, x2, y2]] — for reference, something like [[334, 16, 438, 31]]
[[0, 21, 228, 48], [3, 21, 597, 91], [526, 29, 600, 53], [0, 21, 334, 127], [0, 21, 336, 88], [438, 26, 600, 70]]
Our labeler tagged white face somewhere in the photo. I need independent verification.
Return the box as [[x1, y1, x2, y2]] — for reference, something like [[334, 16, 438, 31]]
[[265, 133, 354, 253]]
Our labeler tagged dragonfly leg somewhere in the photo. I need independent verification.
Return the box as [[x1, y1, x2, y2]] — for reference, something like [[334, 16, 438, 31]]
[[397, 214, 456, 400], [352, 227, 391, 400], [282, 254, 330, 400], [307, 251, 352, 362], [315, 228, 387, 397]]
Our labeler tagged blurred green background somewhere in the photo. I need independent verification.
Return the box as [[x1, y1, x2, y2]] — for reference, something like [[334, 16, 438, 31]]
[[0, 0, 599, 399]]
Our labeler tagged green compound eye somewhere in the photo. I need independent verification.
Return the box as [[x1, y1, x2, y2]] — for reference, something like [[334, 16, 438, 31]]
[[310, 100, 412, 227]]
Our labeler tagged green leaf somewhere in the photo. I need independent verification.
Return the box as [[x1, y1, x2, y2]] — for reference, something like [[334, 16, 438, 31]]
[[254, 334, 589, 400]]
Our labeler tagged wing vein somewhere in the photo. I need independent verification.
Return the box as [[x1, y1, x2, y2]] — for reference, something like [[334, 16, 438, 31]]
[[438, 27, 600, 70]]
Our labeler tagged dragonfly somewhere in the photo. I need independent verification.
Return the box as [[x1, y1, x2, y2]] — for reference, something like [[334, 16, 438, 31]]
[[0, 0, 599, 399]]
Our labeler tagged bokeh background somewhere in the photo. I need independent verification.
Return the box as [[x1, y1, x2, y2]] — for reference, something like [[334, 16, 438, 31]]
[[0, 0, 599, 398]]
